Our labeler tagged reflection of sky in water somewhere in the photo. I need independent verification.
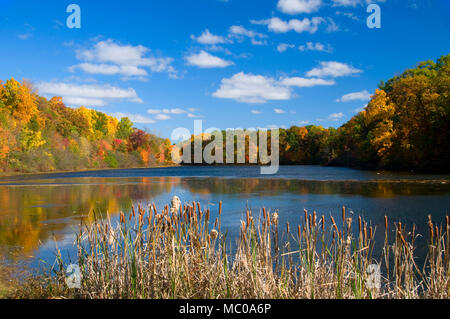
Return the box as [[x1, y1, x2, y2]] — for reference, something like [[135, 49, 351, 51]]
[[0, 166, 449, 273]]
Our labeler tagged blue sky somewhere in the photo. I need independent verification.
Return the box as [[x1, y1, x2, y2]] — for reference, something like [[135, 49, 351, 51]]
[[0, 0, 449, 138]]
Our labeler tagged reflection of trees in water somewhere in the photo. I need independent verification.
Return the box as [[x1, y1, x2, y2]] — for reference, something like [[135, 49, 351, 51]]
[[182, 178, 450, 198], [0, 177, 175, 257], [0, 176, 448, 264]]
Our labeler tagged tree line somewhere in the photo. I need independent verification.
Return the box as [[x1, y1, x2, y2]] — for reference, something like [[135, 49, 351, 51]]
[[0, 78, 172, 173], [181, 55, 449, 172]]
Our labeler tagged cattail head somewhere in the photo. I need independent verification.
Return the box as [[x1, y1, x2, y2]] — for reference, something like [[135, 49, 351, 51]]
[[321, 215, 325, 232], [210, 229, 218, 240], [384, 215, 388, 230], [272, 213, 279, 226]]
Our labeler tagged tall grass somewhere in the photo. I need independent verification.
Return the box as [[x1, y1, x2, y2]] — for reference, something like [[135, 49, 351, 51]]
[[14, 202, 450, 299]]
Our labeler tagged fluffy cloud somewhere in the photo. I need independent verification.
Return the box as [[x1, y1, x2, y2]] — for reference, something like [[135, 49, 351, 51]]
[[280, 77, 335, 87], [213, 71, 341, 104], [306, 61, 362, 78], [155, 114, 171, 120], [274, 108, 286, 114], [277, 0, 323, 14], [336, 90, 372, 102], [37, 82, 142, 107], [277, 43, 295, 53], [251, 110, 262, 114], [299, 42, 332, 53], [147, 108, 188, 115], [191, 29, 226, 45], [109, 112, 155, 124], [252, 17, 325, 34], [70, 39, 176, 79], [213, 72, 291, 104], [328, 112, 345, 121], [186, 51, 233, 68], [228, 25, 267, 45], [332, 0, 385, 7]]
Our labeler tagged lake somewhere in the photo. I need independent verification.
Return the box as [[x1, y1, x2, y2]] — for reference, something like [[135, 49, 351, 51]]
[[0, 165, 449, 272]]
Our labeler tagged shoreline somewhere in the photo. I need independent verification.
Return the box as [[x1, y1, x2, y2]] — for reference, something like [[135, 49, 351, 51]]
[[0, 164, 181, 179]]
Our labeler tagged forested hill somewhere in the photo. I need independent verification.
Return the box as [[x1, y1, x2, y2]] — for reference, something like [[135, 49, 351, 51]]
[[0, 79, 173, 173], [1, 55, 448, 174], [330, 54, 449, 171], [182, 55, 449, 172]]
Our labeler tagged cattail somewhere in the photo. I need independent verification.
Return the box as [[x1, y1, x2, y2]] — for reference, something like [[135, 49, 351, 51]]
[[132, 205, 135, 217], [384, 215, 388, 230], [313, 211, 317, 227], [342, 206, 346, 223], [205, 209, 210, 222], [120, 211, 125, 224], [321, 215, 325, 232], [358, 216, 362, 234], [304, 209, 308, 224], [272, 213, 279, 226], [298, 225, 301, 240], [286, 222, 290, 234], [364, 223, 368, 243], [210, 229, 218, 240], [219, 201, 222, 216], [347, 218, 353, 230], [331, 216, 338, 233], [369, 226, 373, 239], [246, 210, 250, 226], [263, 207, 267, 220]]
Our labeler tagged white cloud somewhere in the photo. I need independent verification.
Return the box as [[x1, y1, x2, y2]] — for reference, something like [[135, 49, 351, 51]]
[[274, 108, 286, 114], [251, 110, 262, 114], [336, 90, 372, 102], [18, 33, 31, 40], [62, 97, 106, 107], [252, 17, 325, 34], [155, 114, 171, 121], [306, 61, 362, 78], [186, 51, 233, 68], [213, 72, 291, 104], [332, 0, 385, 7], [147, 108, 189, 115], [70, 39, 176, 79], [191, 29, 226, 45], [299, 42, 332, 53], [228, 25, 267, 45], [213, 71, 340, 104], [277, 0, 323, 14], [298, 120, 310, 125], [281, 77, 335, 87], [328, 112, 345, 121], [277, 43, 295, 53], [37, 82, 142, 107], [110, 112, 155, 124]]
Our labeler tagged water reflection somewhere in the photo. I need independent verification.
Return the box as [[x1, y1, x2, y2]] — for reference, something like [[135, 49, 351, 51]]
[[0, 175, 449, 267]]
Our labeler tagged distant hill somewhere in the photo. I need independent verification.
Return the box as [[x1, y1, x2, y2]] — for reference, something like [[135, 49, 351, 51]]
[[0, 78, 172, 173]]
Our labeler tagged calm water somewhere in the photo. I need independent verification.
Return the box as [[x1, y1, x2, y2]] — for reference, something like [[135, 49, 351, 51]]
[[0, 166, 449, 271]]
